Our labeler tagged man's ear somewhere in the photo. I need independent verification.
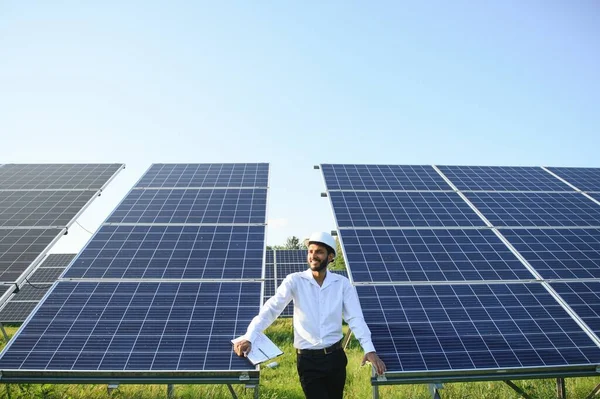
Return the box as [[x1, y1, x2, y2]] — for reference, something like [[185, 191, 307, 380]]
[[328, 253, 335, 263]]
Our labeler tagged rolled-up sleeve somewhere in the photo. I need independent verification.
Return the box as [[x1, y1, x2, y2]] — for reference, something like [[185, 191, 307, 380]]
[[342, 280, 376, 354], [245, 275, 294, 343]]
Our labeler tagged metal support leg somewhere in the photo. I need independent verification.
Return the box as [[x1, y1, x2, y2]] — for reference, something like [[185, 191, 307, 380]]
[[372, 385, 380, 399], [226, 384, 239, 399], [585, 383, 600, 399], [253, 384, 259, 399], [504, 381, 532, 399], [0, 322, 9, 341], [428, 383, 443, 399], [557, 378, 566, 399], [107, 384, 119, 395], [167, 384, 174, 399]]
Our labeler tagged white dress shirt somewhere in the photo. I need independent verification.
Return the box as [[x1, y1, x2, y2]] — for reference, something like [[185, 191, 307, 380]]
[[245, 268, 376, 353]]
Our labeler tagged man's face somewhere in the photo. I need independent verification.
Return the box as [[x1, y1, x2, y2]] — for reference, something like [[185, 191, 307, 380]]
[[307, 243, 332, 272]]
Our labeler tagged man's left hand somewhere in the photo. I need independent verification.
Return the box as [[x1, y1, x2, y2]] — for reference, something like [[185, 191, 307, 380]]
[[362, 352, 386, 375]]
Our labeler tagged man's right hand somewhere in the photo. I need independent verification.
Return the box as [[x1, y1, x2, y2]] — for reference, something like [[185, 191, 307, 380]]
[[234, 339, 252, 357]]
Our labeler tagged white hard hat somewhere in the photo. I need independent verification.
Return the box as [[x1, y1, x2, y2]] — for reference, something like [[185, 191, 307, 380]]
[[305, 232, 336, 255]]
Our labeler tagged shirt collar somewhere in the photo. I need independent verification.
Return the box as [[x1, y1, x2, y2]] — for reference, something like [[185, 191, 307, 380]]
[[301, 268, 341, 288]]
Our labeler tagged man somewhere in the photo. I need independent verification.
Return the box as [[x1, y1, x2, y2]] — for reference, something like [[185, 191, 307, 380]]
[[233, 231, 386, 399]]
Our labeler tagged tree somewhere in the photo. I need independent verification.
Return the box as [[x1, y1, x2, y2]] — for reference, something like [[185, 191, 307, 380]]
[[284, 236, 306, 250], [330, 238, 347, 271]]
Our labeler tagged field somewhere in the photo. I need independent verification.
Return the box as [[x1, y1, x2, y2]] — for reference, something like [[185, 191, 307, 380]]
[[1, 319, 599, 399]]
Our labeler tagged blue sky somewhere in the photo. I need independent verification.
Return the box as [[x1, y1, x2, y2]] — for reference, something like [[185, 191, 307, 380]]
[[1, 1, 598, 253]]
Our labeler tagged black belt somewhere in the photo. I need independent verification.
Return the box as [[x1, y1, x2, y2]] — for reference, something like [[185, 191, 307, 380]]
[[296, 339, 343, 356]]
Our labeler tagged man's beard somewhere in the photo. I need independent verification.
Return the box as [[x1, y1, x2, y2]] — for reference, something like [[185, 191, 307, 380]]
[[309, 257, 329, 272]]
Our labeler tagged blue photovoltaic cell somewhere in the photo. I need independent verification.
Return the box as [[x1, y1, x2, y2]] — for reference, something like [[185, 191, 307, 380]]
[[357, 283, 600, 374], [0, 281, 260, 372], [501, 229, 600, 279], [339, 228, 533, 283], [274, 249, 307, 264], [551, 282, 600, 338], [135, 164, 269, 188], [63, 225, 265, 279], [107, 188, 267, 225], [548, 167, 600, 192], [465, 192, 600, 227], [329, 191, 486, 228], [321, 164, 451, 191], [437, 165, 572, 192], [263, 264, 275, 303]]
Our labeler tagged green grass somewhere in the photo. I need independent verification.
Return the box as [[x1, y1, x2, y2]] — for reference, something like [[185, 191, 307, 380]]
[[1, 320, 600, 398]]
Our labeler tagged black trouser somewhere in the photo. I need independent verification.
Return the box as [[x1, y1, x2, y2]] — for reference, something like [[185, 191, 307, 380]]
[[296, 349, 348, 399]]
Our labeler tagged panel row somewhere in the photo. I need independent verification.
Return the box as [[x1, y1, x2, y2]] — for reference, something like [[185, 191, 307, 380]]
[[322, 164, 600, 192], [0, 281, 260, 373], [330, 191, 600, 229], [359, 282, 600, 379]]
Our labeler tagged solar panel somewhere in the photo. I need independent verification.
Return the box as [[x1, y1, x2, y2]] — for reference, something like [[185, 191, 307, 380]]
[[0, 255, 76, 323], [551, 282, 600, 338], [0, 302, 39, 323], [357, 283, 600, 380], [437, 165, 572, 192], [135, 163, 269, 189], [28, 267, 68, 283], [464, 192, 600, 227], [0, 281, 260, 379], [330, 191, 486, 228], [321, 164, 451, 191], [8, 285, 49, 301], [0, 190, 96, 227], [0, 229, 65, 283], [106, 188, 267, 225], [339, 228, 534, 283], [63, 225, 265, 279], [547, 167, 600, 192], [500, 229, 600, 279], [265, 249, 274, 264], [263, 264, 275, 302], [274, 249, 306, 264], [37, 254, 76, 269], [0, 285, 12, 299], [0, 164, 123, 191]]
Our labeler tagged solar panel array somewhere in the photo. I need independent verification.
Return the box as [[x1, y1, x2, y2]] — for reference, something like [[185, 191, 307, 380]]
[[322, 164, 600, 384], [0, 163, 268, 384], [0, 254, 75, 323], [0, 164, 123, 289]]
